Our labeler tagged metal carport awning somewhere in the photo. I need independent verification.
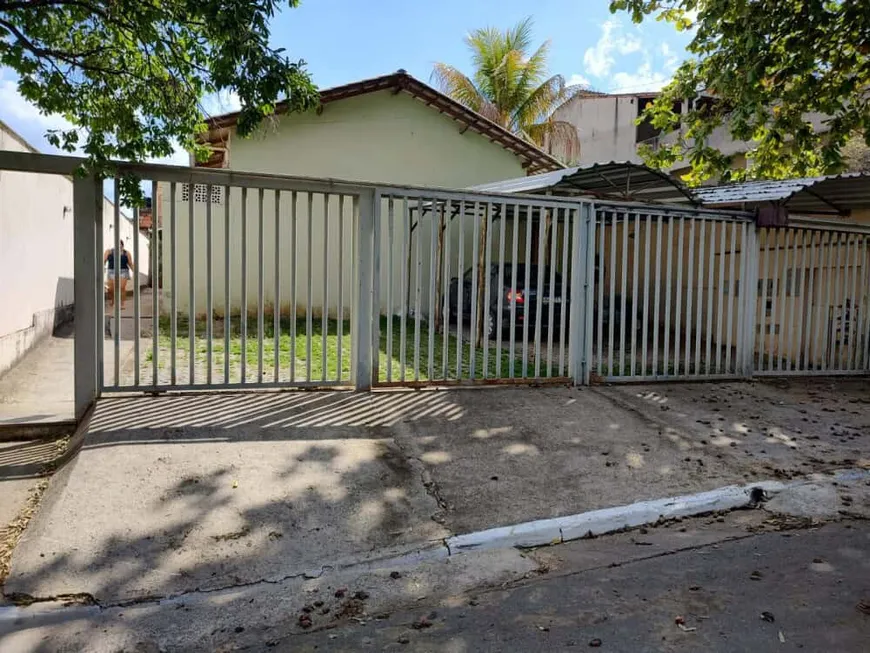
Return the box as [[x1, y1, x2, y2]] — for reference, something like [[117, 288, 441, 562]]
[[469, 161, 698, 205]]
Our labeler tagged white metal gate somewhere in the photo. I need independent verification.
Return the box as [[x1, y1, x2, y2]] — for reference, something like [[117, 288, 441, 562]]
[[2, 149, 868, 423], [592, 204, 755, 382], [371, 189, 591, 386], [753, 221, 870, 375]]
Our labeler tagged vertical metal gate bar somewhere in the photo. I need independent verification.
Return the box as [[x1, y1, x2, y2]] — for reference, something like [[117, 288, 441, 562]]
[[400, 198, 410, 381], [768, 229, 782, 372], [630, 213, 640, 377], [863, 236, 870, 369], [205, 186, 213, 384], [151, 180, 159, 388], [835, 233, 848, 370], [290, 191, 298, 381], [133, 206, 141, 387], [608, 212, 616, 376], [846, 235, 860, 370], [257, 188, 265, 382], [831, 232, 844, 369], [414, 197, 424, 381], [674, 216, 685, 375], [758, 228, 770, 372], [533, 207, 547, 378], [715, 221, 726, 374], [787, 230, 802, 371], [597, 211, 605, 376], [862, 236, 870, 370], [546, 209, 558, 376], [733, 222, 747, 375], [482, 202, 493, 377], [113, 182, 121, 387], [455, 199, 465, 379], [305, 192, 313, 382], [663, 216, 674, 376], [240, 187, 248, 383], [705, 220, 715, 375], [804, 230, 817, 370], [725, 222, 737, 373], [274, 190, 281, 382], [684, 218, 695, 375], [338, 196, 346, 381], [775, 229, 790, 371], [522, 207, 532, 377], [170, 183, 178, 385], [642, 215, 652, 377], [821, 231, 835, 371], [428, 198, 438, 380], [583, 204, 596, 385], [386, 197, 395, 382], [814, 230, 828, 370], [322, 194, 330, 382], [652, 215, 663, 376], [847, 234, 860, 370], [442, 200, 452, 379], [496, 201, 507, 377], [620, 212, 629, 377], [694, 219, 706, 376], [188, 185, 196, 385], [224, 186, 231, 383], [468, 202, 481, 379], [509, 204, 519, 378], [558, 209, 571, 376]]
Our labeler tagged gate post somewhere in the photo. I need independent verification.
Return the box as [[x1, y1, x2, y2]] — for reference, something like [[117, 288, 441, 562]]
[[740, 223, 760, 378], [73, 174, 102, 420], [568, 201, 593, 385], [352, 188, 377, 390]]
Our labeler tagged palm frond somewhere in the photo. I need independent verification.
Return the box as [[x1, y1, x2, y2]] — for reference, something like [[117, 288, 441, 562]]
[[514, 74, 569, 128], [525, 120, 581, 162], [431, 63, 487, 113]]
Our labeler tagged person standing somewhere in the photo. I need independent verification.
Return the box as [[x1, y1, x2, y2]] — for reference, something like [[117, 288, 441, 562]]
[[104, 239, 135, 312]]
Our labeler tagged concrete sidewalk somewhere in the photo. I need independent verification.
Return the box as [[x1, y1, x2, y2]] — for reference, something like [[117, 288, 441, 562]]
[[4, 380, 870, 609]]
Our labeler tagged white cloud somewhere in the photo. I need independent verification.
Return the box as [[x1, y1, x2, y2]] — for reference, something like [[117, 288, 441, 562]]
[[660, 43, 681, 72], [609, 61, 670, 94], [583, 20, 644, 78], [568, 74, 591, 88]]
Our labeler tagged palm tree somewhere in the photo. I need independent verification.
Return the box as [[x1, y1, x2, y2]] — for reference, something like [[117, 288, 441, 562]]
[[432, 17, 582, 162]]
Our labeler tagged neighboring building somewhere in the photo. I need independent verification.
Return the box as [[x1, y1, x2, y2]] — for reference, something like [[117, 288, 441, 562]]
[[160, 71, 565, 315], [550, 90, 828, 179], [0, 120, 150, 376]]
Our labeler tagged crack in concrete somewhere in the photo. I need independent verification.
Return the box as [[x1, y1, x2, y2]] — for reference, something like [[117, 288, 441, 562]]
[[391, 423, 451, 524]]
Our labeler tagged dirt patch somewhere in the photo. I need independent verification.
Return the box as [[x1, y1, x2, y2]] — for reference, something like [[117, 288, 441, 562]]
[[1, 436, 69, 587]]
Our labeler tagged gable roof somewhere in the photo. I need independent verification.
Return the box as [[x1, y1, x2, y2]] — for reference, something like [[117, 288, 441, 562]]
[[202, 71, 565, 175], [693, 173, 870, 215]]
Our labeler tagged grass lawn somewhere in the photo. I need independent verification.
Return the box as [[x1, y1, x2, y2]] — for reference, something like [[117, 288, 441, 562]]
[[147, 314, 566, 384]]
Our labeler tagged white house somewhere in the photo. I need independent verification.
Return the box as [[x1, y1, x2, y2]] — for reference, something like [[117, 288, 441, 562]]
[[159, 71, 565, 316], [0, 120, 150, 375]]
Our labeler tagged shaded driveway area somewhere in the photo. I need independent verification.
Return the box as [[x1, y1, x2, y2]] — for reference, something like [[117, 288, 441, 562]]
[[4, 379, 870, 606]]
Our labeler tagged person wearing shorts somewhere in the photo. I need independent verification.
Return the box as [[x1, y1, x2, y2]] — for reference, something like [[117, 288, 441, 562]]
[[104, 240, 135, 312]]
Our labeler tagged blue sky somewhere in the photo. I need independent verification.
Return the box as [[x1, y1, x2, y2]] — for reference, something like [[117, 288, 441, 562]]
[[0, 0, 693, 160]]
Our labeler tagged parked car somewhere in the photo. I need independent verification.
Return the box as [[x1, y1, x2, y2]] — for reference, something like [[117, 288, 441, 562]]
[[447, 263, 637, 341]]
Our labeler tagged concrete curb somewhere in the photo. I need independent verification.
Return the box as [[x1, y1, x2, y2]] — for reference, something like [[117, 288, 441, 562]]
[[447, 480, 789, 554]]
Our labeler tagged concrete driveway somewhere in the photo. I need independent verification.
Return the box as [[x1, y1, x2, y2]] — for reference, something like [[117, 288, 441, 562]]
[[4, 379, 869, 607]]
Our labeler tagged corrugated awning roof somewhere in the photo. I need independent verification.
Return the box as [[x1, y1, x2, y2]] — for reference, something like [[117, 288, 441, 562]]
[[202, 71, 565, 175], [469, 161, 697, 204], [693, 173, 870, 215]]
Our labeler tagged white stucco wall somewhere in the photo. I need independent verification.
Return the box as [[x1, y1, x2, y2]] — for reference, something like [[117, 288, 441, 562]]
[[160, 90, 531, 316], [0, 122, 75, 374], [553, 95, 642, 165]]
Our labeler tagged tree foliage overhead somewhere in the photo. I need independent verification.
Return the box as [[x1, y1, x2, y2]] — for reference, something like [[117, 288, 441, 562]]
[[432, 17, 583, 162], [610, 0, 870, 184], [0, 0, 318, 198]]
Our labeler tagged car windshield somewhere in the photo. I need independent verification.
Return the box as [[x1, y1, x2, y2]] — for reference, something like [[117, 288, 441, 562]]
[[463, 264, 562, 284]]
